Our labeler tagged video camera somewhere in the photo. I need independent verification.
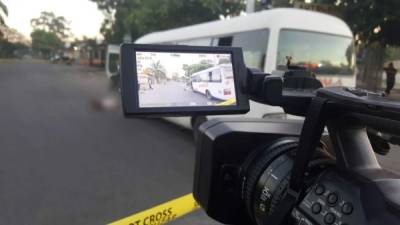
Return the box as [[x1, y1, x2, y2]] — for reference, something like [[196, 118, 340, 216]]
[[120, 44, 400, 225]]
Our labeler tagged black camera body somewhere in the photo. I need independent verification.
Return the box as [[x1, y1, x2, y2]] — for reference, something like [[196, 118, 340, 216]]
[[119, 44, 400, 225], [193, 118, 304, 224], [193, 80, 400, 225], [194, 117, 394, 225]]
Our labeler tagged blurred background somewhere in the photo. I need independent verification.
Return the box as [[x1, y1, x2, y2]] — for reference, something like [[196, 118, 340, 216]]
[[0, 0, 399, 224]]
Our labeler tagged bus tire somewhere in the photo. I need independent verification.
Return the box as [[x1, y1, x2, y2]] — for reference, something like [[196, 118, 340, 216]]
[[192, 116, 207, 143], [206, 90, 212, 99]]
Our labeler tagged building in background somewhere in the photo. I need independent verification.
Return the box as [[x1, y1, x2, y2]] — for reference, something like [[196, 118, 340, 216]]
[[71, 39, 106, 67]]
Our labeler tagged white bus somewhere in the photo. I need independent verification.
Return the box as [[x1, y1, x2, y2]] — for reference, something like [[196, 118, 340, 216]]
[[134, 8, 356, 129], [190, 64, 235, 101]]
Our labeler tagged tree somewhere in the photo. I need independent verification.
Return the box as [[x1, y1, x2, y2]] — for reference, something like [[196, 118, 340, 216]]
[[387, 47, 400, 62], [0, 0, 8, 38], [30, 12, 71, 58], [30, 30, 63, 58], [337, 0, 400, 90], [0, 39, 28, 58], [149, 61, 166, 83], [89, 0, 121, 13], [31, 11, 71, 39], [90, 0, 245, 43], [0, 0, 7, 26]]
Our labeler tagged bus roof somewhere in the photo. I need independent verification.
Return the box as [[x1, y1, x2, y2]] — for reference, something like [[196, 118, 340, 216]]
[[190, 64, 231, 76], [136, 8, 352, 44]]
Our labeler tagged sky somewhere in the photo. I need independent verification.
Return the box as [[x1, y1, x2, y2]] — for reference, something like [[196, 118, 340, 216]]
[[2, 0, 105, 40]]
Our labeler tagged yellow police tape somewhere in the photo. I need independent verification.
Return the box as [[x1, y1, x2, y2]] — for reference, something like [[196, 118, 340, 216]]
[[108, 193, 200, 225], [216, 98, 237, 106]]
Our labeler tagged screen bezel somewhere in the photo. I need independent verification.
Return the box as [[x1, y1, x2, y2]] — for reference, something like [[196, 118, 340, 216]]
[[120, 44, 249, 116]]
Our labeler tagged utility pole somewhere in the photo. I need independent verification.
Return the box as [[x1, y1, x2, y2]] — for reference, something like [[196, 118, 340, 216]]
[[246, 0, 255, 13]]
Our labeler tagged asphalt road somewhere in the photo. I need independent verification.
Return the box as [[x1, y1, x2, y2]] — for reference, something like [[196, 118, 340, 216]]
[[0, 60, 400, 225], [0, 60, 218, 225], [139, 81, 217, 107]]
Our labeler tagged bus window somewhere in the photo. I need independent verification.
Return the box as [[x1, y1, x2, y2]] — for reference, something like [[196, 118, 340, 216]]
[[218, 37, 233, 46], [277, 29, 354, 76], [191, 74, 199, 82], [211, 69, 222, 82], [200, 73, 209, 82], [231, 29, 269, 70], [222, 66, 233, 79], [211, 38, 218, 46]]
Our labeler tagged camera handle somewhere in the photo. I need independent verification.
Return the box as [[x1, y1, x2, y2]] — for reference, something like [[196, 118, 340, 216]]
[[245, 67, 400, 224], [265, 98, 400, 225], [328, 117, 381, 172], [265, 95, 400, 225], [245, 68, 328, 225], [264, 97, 328, 225]]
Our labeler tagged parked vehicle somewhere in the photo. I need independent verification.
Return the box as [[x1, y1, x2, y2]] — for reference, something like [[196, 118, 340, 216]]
[[116, 8, 356, 129], [190, 64, 235, 101]]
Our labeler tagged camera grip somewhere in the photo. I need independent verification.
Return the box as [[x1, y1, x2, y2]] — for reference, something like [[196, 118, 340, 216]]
[[351, 113, 400, 135]]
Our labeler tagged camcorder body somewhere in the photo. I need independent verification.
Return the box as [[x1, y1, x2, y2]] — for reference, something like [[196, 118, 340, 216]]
[[120, 44, 400, 225]]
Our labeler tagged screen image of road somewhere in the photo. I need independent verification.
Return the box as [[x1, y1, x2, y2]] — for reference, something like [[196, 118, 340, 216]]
[[136, 51, 237, 108]]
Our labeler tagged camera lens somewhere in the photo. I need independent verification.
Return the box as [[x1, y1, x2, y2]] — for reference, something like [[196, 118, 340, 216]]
[[252, 153, 293, 224], [242, 139, 298, 225], [242, 139, 330, 225]]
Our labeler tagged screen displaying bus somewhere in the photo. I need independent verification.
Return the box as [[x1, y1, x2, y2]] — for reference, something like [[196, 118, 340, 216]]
[[135, 51, 237, 108]]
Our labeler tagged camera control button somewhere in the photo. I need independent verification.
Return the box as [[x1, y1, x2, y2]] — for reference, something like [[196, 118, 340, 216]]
[[327, 192, 338, 206], [314, 184, 325, 195], [341, 202, 353, 215], [311, 202, 322, 214], [324, 212, 336, 225]]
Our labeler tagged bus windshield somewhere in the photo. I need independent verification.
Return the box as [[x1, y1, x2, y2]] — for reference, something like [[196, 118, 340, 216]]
[[277, 29, 354, 76], [222, 66, 233, 79]]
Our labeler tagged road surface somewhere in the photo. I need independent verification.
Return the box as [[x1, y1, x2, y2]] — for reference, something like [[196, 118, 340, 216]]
[[0, 60, 217, 225], [0, 60, 399, 225], [139, 81, 218, 107]]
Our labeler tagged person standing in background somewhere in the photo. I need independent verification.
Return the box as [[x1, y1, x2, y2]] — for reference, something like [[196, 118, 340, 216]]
[[384, 62, 398, 95]]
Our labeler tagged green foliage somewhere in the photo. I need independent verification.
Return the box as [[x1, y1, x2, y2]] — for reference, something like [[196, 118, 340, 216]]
[[149, 60, 167, 82], [255, 0, 400, 48], [89, 0, 121, 13], [0, 0, 7, 26], [90, 0, 245, 43], [0, 0, 8, 39], [30, 11, 70, 58], [386, 47, 400, 62], [0, 0, 7, 16], [182, 60, 213, 77], [0, 39, 28, 58], [338, 0, 400, 47], [31, 11, 70, 39], [31, 30, 63, 57]]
